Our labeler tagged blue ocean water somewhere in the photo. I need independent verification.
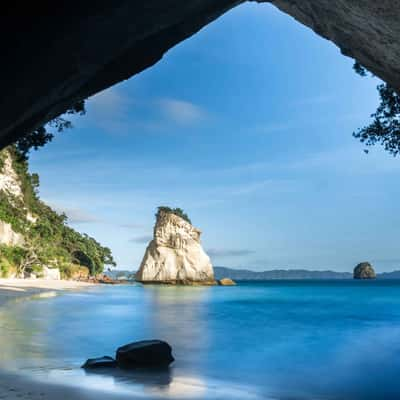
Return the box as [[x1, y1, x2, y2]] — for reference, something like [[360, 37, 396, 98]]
[[1, 281, 400, 399]]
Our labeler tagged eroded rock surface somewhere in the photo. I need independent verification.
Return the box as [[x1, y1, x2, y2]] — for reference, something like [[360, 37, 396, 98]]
[[264, 0, 400, 90], [136, 211, 215, 284], [0, 221, 24, 247], [0, 152, 23, 199]]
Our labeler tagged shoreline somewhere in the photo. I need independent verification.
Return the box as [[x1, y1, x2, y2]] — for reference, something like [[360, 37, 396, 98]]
[[0, 278, 96, 306], [0, 279, 143, 400]]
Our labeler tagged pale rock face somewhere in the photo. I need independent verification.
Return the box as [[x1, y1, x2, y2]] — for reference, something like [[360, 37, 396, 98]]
[[136, 211, 215, 284], [43, 266, 61, 280], [0, 221, 24, 246], [0, 151, 23, 199], [26, 212, 38, 223]]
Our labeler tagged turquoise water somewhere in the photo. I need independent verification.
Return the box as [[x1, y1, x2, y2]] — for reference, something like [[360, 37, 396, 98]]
[[1, 281, 400, 399]]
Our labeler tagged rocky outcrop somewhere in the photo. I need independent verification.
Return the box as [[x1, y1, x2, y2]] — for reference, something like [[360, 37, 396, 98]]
[[0, 221, 24, 246], [42, 266, 61, 280], [0, 151, 23, 199], [136, 210, 215, 285], [353, 262, 376, 279], [265, 0, 400, 91], [81, 340, 174, 371], [116, 340, 174, 369], [218, 278, 236, 286], [1, 2, 400, 148], [81, 356, 117, 369]]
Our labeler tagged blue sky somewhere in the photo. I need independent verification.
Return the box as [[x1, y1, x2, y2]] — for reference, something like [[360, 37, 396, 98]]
[[30, 3, 400, 272]]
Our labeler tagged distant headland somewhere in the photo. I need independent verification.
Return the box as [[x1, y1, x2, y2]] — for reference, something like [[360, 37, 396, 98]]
[[213, 266, 400, 280]]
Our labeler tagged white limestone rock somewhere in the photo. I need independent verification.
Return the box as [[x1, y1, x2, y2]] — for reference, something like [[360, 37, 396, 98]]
[[136, 210, 215, 285], [0, 221, 24, 246], [0, 151, 23, 199], [43, 266, 61, 280]]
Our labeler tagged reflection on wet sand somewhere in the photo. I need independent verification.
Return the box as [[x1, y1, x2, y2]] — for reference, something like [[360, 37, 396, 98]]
[[144, 286, 211, 368], [81, 367, 261, 399]]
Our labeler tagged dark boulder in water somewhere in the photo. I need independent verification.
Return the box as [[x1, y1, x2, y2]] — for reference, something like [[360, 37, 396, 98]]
[[353, 262, 376, 279], [81, 356, 117, 369], [116, 340, 174, 369]]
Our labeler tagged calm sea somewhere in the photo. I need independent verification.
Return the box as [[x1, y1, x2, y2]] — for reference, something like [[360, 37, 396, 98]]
[[1, 280, 400, 399]]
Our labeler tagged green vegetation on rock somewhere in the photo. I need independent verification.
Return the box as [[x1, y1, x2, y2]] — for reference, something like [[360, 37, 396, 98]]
[[156, 206, 192, 224], [0, 146, 115, 278]]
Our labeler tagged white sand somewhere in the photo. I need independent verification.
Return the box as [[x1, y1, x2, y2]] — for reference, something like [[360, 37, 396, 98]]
[[0, 279, 149, 400], [0, 279, 94, 306]]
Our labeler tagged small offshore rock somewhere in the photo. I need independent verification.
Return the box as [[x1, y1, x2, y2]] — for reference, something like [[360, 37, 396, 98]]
[[81, 356, 117, 369], [116, 340, 174, 369], [218, 278, 236, 286], [353, 262, 376, 279]]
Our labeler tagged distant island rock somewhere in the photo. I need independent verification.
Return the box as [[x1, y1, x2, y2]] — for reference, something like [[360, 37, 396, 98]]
[[135, 207, 215, 285], [353, 262, 376, 279]]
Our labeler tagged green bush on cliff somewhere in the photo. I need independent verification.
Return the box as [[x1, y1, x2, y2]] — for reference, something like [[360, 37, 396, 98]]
[[156, 206, 192, 224]]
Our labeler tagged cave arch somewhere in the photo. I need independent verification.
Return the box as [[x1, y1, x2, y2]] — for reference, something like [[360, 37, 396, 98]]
[[1, 1, 398, 148]]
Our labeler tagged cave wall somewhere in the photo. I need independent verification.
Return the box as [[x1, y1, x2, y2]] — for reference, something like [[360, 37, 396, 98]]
[[266, 0, 400, 90], [1, 0, 399, 149]]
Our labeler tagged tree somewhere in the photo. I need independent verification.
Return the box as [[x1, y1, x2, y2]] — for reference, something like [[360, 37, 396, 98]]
[[353, 62, 400, 156], [16, 237, 42, 277], [16, 100, 86, 160]]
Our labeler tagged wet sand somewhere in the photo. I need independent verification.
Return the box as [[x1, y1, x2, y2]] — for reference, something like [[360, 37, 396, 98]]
[[0, 279, 144, 400]]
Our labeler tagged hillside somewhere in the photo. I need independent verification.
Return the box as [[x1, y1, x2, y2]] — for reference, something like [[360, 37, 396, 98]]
[[214, 267, 353, 280], [0, 146, 115, 279], [214, 267, 400, 280]]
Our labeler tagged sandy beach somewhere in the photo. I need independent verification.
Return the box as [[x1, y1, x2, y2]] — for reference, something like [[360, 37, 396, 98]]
[[0, 279, 145, 400], [0, 279, 95, 305]]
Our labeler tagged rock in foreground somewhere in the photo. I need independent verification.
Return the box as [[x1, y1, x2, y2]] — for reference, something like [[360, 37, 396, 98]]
[[116, 340, 174, 369], [353, 262, 376, 279], [81, 356, 117, 369], [218, 278, 236, 286], [136, 208, 215, 285]]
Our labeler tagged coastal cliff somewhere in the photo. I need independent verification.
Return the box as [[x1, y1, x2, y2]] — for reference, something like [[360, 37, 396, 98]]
[[136, 208, 215, 285], [0, 147, 115, 278]]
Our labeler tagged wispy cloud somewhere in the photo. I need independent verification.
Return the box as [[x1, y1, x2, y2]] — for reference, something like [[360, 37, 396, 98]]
[[121, 223, 147, 229], [87, 86, 134, 135], [89, 87, 131, 119], [129, 235, 152, 244], [207, 248, 255, 258], [158, 98, 206, 125], [50, 204, 99, 224]]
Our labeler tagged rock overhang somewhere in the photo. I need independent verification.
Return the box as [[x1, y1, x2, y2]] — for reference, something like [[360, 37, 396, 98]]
[[1, 1, 400, 148]]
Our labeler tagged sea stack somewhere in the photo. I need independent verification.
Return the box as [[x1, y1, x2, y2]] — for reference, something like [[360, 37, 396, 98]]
[[136, 207, 216, 285], [353, 262, 376, 279]]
